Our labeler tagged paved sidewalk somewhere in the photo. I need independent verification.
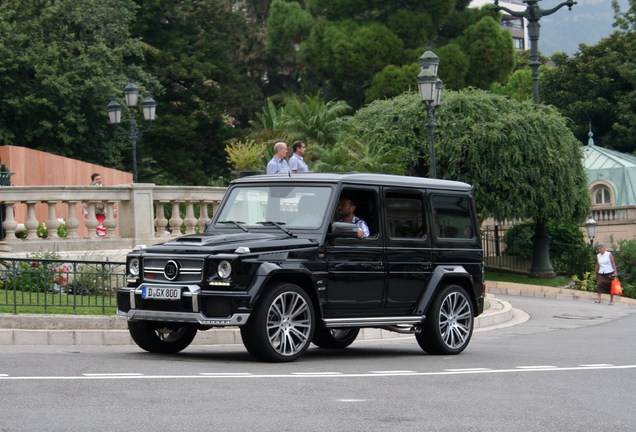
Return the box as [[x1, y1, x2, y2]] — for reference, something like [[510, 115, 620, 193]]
[[1, 282, 633, 346]]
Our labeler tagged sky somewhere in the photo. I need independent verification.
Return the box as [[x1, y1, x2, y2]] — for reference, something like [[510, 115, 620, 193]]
[[534, 0, 629, 56]]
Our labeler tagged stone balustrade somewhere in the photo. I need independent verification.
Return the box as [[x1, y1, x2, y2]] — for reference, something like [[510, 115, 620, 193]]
[[0, 184, 226, 254]]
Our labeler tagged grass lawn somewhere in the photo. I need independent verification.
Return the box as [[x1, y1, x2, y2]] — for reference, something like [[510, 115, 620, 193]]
[[0, 288, 116, 315]]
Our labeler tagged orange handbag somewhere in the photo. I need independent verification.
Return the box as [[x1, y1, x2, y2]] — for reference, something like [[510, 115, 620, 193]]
[[610, 277, 623, 296]]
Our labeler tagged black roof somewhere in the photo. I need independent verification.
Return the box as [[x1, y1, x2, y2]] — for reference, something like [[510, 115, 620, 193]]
[[231, 173, 472, 191]]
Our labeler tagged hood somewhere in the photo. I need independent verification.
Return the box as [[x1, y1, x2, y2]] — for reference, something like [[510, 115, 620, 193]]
[[144, 231, 317, 254]]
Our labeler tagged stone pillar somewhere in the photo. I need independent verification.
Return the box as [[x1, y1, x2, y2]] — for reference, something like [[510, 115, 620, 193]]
[[117, 183, 156, 245], [65, 201, 80, 239], [183, 201, 197, 234], [45, 201, 60, 239], [169, 201, 183, 237]]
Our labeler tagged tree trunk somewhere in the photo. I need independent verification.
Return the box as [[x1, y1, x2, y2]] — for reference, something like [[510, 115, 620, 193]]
[[529, 219, 556, 278]]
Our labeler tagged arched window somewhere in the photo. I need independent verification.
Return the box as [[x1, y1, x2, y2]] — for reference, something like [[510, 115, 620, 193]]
[[594, 186, 611, 205]]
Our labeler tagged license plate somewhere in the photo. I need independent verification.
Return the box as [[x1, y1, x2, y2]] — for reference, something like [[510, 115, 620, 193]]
[[141, 286, 181, 300]]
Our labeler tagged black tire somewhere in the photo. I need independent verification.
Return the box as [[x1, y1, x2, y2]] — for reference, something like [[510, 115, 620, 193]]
[[128, 321, 197, 354], [312, 327, 360, 349], [241, 283, 314, 362], [416, 284, 474, 355]]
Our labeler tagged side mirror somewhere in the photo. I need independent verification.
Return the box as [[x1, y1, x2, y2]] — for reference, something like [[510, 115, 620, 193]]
[[330, 221, 359, 238]]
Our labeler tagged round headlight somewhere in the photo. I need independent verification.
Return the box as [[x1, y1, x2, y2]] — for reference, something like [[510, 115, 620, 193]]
[[217, 260, 232, 279], [129, 258, 140, 276]]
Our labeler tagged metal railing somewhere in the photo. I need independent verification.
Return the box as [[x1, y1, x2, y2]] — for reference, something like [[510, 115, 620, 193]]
[[0, 257, 125, 314]]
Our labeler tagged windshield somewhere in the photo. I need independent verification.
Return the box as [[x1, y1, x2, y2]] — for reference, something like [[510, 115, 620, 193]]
[[214, 185, 333, 230]]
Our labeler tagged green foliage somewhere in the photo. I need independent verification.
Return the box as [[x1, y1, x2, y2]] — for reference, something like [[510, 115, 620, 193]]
[[37, 223, 49, 239], [490, 68, 534, 101], [365, 64, 419, 104], [2, 251, 62, 293], [541, 31, 636, 153], [436, 43, 469, 90], [279, 92, 351, 147], [300, 20, 405, 108], [570, 272, 596, 292], [0, 0, 155, 168], [266, 0, 314, 60], [456, 16, 515, 89], [131, 0, 264, 184], [502, 221, 594, 277], [347, 92, 427, 176], [437, 89, 591, 223], [225, 139, 266, 171], [614, 239, 636, 286]]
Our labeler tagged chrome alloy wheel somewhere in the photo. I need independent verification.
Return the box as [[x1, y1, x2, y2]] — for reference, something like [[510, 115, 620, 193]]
[[266, 291, 312, 357], [438, 291, 473, 349]]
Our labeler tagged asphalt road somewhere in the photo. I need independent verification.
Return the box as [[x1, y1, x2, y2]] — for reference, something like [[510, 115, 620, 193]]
[[1, 296, 635, 432]]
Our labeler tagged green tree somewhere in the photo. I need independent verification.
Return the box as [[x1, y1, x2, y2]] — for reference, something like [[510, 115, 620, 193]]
[[0, 0, 154, 168], [300, 20, 404, 108], [131, 0, 264, 184], [541, 31, 636, 153], [265, 0, 314, 95], [456, 16, 515, 89], [436, 89, 589, 224], [279, 92, 351, 147]]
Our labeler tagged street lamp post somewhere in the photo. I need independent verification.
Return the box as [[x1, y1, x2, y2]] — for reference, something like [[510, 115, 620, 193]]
[[416, 49, 443, 179], [585, 217, 597, 246], [493, 0, 576, 104], [107, 81, 157, 183]]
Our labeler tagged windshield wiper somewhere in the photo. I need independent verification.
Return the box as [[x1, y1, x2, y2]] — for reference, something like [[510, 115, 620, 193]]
[[257, 221, 296, 238], [218, 220, 249, 232]]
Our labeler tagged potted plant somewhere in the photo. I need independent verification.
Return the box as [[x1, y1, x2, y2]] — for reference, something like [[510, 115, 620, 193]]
[[225, 139, 266, 177]]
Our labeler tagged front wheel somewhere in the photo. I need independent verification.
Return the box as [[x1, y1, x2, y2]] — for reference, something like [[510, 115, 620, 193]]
[[241, 283, 314, 362], [312, 327, 360, 349], [128, 321, 198, 354], [416, 284, 474, 355]]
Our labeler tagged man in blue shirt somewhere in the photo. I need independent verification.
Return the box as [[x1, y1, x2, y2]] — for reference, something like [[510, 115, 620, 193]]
[[266, 142, 291, 174], [289, 141, 309, 173], [337, 197, 370, 238]]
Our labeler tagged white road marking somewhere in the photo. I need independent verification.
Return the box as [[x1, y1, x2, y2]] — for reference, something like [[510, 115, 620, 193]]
[[516, 366, 557, 369], [199, 372, 253, 376], [369, 370, 416, 374], [82, 373, 144, 377], [1, 364, 634, 381], [444, 368, 491, 372]]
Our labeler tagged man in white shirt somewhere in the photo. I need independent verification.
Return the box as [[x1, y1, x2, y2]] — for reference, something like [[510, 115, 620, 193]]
[[289, 141, 309, 174]]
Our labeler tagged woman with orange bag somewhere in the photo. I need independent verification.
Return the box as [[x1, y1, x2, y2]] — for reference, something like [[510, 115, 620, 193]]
[[593, 243, 618, 305]]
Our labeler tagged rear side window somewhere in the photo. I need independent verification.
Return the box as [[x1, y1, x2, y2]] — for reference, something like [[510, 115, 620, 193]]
[[431, 194, 475, 240], [386, 193, 426, 239]]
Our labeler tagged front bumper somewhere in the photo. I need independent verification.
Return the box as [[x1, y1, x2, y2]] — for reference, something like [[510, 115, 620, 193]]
[[117, 284, 251, 327]]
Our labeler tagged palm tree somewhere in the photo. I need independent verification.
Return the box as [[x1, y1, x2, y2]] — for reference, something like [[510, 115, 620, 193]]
[[280, 91, 351, 148]]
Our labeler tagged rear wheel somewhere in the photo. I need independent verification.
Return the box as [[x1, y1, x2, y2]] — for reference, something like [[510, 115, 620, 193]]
[[128, 321, 197, 354], [416, 284, 474, 355], [312, 328, 360, 349], [241, 283, 314, 362]]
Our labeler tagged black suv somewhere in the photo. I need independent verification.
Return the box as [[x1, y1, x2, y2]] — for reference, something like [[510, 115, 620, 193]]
[[117, 173, 485, 362]]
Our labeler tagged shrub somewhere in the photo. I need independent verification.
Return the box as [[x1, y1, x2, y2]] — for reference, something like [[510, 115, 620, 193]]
[[3, 251, 61, 292], [503, 220, 592, 276]]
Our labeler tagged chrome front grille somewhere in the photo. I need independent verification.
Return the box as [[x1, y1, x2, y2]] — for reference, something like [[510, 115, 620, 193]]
[[143, 257, 204, 283]]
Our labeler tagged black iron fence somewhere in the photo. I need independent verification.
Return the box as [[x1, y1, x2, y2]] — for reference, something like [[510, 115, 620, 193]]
[[482, 225, 532, 274], [0, 257, 125, 314]]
